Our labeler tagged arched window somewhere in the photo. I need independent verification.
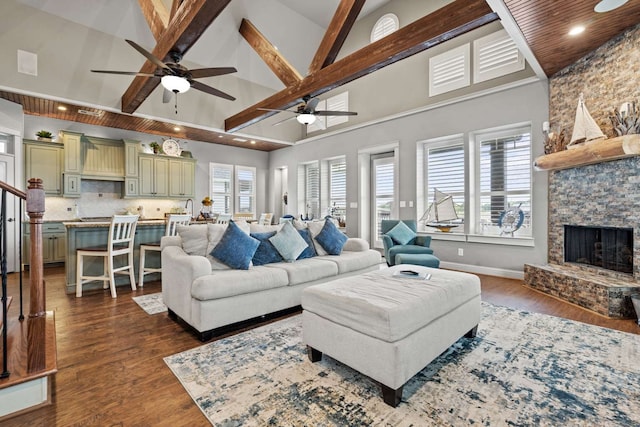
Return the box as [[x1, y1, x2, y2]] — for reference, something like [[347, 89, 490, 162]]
[[370, 13, 399, 43]]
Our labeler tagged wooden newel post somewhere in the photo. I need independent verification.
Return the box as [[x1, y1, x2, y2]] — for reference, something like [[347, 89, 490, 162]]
[[26, 178, 46, 318], [26, 178, 47, 373]]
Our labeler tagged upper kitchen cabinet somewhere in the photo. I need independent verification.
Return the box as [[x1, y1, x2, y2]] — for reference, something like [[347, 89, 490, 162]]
[[139, 154, 169, 197], [61, 131, 82, 174], [24, 139, 63, 195], [168, 158, 196, 198]]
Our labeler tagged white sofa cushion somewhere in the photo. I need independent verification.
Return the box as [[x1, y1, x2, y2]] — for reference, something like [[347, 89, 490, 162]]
[[266, 258, 338, 285], [191, 265, 289, 300], [318, 250, 382, 274]]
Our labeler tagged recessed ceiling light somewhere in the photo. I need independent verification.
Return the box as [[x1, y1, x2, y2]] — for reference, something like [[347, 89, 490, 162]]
[[218, 135, 223, 138], [232, 137, 247, 142], [568, 25, 585, 36], [173, 126, 181, 131], [250, 140, 256, 145], [57, 105, 67, 111], [594, 0, 628, 13]]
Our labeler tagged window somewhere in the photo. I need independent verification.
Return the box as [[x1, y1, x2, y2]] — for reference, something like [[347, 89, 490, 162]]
[[429, 44, 470, 96], [307, 91, 352, 133], [424, 138, 465, 231], [473, 29, 524, 84], [298, 162, 320, 219], [475, 126, 531, 237], [370, 13, 399, 43], [236, 166, 256, 215], [329, 158, 346, 218], [210, 163, 233, 214], [209, 163, 256, 216]]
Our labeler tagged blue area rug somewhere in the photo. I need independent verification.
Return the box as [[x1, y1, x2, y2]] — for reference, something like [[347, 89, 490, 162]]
[[164, 303, 640, 426]]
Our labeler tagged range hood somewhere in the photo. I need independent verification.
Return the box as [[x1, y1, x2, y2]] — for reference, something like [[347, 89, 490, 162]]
[[81, 136, 125, 181]]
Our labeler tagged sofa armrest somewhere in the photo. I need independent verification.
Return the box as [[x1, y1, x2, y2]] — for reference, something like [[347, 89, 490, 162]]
[[415, 235, 432, 248], [162, 246, 211, 281], [343, 238, 370, 252], [162, 245, 211, 324]]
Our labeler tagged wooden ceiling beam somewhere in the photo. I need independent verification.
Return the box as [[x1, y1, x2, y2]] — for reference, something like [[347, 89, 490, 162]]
[[225, 0, 498, 133], [308, 0, 366, 73], [169, 0, 183, 21], [239, 19, 302, 87], [137, 0, 169, 41], [121, 0, 231, 114]]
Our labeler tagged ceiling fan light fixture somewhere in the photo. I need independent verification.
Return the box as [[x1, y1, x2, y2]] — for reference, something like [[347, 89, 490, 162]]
[[297, 113, 316, 125], [594, 0, 628, 13], [161, 75, 190, 93]]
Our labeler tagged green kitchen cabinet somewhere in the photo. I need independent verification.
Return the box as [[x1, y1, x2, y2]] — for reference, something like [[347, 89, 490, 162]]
[[139, 154, 169, 197], [24, 140, 63, 195], [23, 222, 67, 265], [168, 157, 196, 198], [62, 131, 83, 174]]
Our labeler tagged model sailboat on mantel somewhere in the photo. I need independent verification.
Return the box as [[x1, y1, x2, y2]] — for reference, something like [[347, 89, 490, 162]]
[[567, 93, 606, 148], [420, 188, 461, 232]]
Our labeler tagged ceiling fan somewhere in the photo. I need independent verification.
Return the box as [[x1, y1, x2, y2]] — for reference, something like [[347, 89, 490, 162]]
[[259, 95, 357, 126], [91, 39, 237, 106]]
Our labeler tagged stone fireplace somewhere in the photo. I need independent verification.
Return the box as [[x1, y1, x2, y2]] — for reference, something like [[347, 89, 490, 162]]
[[524, 157, 640, 318]]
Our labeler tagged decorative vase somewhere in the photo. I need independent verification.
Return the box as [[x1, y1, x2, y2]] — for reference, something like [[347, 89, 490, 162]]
[[200, 204, 212, 219], [37, 137, 53, 142]]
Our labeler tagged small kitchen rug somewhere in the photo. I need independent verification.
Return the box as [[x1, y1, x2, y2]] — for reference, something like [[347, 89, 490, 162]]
[[132, 292, 167, 315]]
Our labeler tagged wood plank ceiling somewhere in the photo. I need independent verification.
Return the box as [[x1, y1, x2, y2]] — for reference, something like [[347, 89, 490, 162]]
[[0, 91, 285, 151], [503, 0, 640, 77]]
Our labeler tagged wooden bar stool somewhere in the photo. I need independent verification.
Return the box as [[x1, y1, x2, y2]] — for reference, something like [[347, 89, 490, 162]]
[[138, 214, 191, 287], [76, 215, 139, 298]]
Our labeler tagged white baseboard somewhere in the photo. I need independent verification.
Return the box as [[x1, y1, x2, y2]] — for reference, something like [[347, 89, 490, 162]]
[[440, 261, 524, 280], [0, 377, 49, 419]]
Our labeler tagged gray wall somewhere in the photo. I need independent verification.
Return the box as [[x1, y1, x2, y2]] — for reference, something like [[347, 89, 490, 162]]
[[270, 80, 549, 278]]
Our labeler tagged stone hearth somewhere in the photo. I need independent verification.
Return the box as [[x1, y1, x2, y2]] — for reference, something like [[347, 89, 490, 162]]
[[525, 157, 640, 318]]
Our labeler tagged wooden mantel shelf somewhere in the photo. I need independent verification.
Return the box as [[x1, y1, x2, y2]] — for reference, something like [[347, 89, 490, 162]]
[[534, 134, 640, 171]]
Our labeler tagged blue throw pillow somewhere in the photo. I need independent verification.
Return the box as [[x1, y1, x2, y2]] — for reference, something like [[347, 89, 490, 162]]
[[297, 228, 317, 260], [315, 219, 348, 255], [386, 221, 416, 245], [251, 231, 283, 266], [211, 220, 260, 270], [269, 221, 309, 262]]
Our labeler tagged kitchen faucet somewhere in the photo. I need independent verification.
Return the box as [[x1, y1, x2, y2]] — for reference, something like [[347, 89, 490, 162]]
[[185, 198, 194, 219]]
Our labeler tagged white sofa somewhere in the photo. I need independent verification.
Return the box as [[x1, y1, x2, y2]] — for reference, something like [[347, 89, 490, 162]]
[[161, 221, 382, 341]]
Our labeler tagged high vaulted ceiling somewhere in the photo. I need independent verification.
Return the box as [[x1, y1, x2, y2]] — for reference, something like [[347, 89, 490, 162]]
[[2, 0, 640, 151]]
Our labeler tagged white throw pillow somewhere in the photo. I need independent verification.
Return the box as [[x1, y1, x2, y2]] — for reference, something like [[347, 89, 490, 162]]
[[306, 220, 329, 256], [177, 224, 208, 256]]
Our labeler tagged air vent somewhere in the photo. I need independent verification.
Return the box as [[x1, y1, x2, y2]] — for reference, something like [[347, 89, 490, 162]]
[[370, 14, 399, 43], [78, 109, 103, 117]]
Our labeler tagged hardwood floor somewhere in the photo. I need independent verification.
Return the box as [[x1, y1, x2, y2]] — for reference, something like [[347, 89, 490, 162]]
[[3, 266, 638, 426]]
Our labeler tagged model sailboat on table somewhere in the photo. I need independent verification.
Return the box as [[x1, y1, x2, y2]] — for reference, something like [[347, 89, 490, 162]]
[[567, 93, 606, 148], [420, 188, 460, 232]]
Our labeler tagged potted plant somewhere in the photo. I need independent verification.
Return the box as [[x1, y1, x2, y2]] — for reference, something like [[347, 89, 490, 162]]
[[149, 142, 161, 154], [36, 130, 53, 142]]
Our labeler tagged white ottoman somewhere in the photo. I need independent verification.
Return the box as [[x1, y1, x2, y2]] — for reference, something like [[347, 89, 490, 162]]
[[301, 264, 481, 407]]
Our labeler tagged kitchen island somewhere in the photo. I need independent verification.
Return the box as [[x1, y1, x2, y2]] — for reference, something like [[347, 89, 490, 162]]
[[63, 219, 168, 295]]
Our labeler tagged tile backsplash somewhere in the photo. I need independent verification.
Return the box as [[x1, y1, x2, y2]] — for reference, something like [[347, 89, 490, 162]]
[[43, 180, 191, 221]]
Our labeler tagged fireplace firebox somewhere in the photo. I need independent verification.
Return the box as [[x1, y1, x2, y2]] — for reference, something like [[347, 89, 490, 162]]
[[564, 225, 633, 274]]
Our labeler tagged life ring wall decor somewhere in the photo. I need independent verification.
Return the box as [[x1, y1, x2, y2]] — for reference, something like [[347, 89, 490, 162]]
[[498, 205, 524, 235]]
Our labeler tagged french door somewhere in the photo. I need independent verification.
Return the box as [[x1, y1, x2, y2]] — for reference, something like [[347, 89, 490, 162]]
[[370, 153, 397, 248]]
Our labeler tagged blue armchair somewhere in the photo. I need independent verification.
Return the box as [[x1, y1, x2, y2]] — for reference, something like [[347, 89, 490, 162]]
[[381, 219, 433, 266]]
